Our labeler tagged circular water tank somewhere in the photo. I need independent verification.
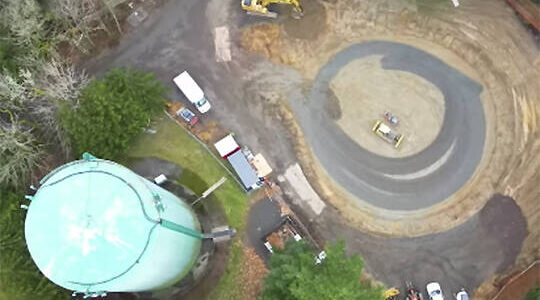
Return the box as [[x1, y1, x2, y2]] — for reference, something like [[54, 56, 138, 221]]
[[24, 157, 201, 293]]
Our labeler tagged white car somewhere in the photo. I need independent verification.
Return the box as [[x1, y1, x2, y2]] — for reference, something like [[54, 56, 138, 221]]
[[455, 289, 469, 300], [426, 282, 444, 300]]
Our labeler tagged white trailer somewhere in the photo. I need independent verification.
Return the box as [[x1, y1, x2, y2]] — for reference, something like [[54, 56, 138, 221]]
[[173, 71, 212, 113]]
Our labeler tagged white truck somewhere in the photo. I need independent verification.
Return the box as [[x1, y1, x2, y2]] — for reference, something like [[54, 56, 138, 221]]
[[173, 71, 212, 113]]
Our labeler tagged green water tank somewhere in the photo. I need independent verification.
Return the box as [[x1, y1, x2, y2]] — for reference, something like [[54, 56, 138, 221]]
[[24, 155, 202, 294]]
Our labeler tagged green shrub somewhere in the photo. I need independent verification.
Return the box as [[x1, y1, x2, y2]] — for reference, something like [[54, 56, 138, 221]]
[[0, 40, 21, 75], [260, 240, 383, 300], [525, 285, 540, 300], [62, 68, 165, 159]]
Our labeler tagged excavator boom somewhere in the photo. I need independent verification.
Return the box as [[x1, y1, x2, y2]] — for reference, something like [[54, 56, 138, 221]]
[[241, 0, 304, 19]]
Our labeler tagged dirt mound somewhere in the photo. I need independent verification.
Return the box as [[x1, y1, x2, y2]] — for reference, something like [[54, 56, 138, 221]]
[[241, 24, 289, 64]]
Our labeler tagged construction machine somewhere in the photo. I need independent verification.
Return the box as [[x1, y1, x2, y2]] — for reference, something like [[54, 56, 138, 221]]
[[241, 0, 304, 19], [405, 282, 423, 300], [383, 288, 400, 300]]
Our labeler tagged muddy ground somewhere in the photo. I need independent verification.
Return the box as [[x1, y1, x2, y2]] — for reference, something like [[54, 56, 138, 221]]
[[492, 263, 540, 300], [82, 0, 539, 298], [240, 0, 539, 297], [313, 194, 528, 297]]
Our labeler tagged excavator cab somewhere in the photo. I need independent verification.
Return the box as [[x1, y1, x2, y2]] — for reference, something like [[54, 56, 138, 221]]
[[241, 0, 304, 19], [383, 288, 400, 300]]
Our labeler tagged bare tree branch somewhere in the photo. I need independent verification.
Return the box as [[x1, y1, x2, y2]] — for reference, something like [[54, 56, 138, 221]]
[[35, 58, 90, 108], [0, 111, 44, 187]]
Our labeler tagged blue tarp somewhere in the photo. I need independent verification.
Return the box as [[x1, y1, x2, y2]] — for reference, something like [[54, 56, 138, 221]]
[[227, 151, 258, 189]]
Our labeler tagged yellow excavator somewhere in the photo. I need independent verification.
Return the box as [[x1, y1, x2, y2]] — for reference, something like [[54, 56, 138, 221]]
[[241, 0, 304, 19]]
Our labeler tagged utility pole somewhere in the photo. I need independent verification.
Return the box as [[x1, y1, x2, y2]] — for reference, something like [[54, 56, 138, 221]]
[[191, 177, 227, 206]]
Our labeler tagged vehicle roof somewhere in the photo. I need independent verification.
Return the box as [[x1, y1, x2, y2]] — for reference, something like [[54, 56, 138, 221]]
[[173, 71, 204, 102], [227, 151, 259, 189], [377, 122, 392, 134], [426, 282, 441, 290], [214, 134, 240, 157]]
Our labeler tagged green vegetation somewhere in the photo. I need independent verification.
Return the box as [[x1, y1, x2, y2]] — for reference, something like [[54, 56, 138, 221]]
[[63, 68, 165, 160], [0, 111, 44, 188], [129, 117, 249, 299], [0, 2, 187, 299], [209, 240, 245, 300], [525, 285, 540, 300], [0, 40, 21, 74], [129, 116, 248, 229], [0, 187, 70, 300], [260, 240, 383, 300]]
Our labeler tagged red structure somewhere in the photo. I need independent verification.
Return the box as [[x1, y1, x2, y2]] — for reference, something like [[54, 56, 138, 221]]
[[505, 0, 540, 34]]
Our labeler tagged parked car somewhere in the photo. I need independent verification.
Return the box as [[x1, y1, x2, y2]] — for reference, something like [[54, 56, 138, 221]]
[[372, 120, 404, 148], [173, 71, 211, 113], [176, 107, 198, 126], [426, 282, 444, 300], [455, 289, 469, 300]]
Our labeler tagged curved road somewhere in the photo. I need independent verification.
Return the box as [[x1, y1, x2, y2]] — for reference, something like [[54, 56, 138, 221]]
[[84, 0, 526, 296], [289, 41, 486, 210]]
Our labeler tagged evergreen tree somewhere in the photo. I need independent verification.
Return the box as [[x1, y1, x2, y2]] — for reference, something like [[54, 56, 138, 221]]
[[61, 68, 166, 159], [260, 240, 383, 300], [0, 187, 69, 300]]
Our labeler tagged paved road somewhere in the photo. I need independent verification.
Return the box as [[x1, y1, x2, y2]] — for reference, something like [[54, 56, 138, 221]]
[[288, 41, 486, 210], [311, 194, 528, 297], [246, 198, 283, 261]]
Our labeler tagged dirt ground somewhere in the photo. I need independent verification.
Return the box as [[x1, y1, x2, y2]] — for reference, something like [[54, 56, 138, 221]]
[[489, 264, 540, 300], [329, 56, 445, 157], [239, 247, 268, 300], [241, 0, 540, 297]]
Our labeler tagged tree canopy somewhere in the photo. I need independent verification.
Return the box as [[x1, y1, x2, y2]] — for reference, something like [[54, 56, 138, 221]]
[[0, 187, 70, 300], [61, 68, 165, 159], [260, 240, 383, 300], [525, 285, 540, 300]]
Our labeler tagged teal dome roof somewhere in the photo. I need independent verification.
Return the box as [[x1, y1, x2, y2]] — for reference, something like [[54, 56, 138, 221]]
[[24, 157, 201, 293]]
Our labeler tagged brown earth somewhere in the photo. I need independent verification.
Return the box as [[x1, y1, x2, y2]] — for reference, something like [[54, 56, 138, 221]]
[[239, 247, 268, 300], [266, 232, 285, 249], [241, 0, 540, 298], [477, 263, 540, 300]]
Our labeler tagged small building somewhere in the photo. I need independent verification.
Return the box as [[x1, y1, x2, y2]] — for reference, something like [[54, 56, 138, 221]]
[[214, 134, 261, 190]]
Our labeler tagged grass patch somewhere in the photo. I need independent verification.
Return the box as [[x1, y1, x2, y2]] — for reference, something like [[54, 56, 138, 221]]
[[209, 240, 245, 300], [0, 188, 70, 300], [525, 285, 540, 300], [129, 116, 248, 299], [128, 116, 248, 230]]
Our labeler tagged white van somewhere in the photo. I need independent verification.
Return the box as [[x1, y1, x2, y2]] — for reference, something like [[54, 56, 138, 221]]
[[173, 71, 211, 113]]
